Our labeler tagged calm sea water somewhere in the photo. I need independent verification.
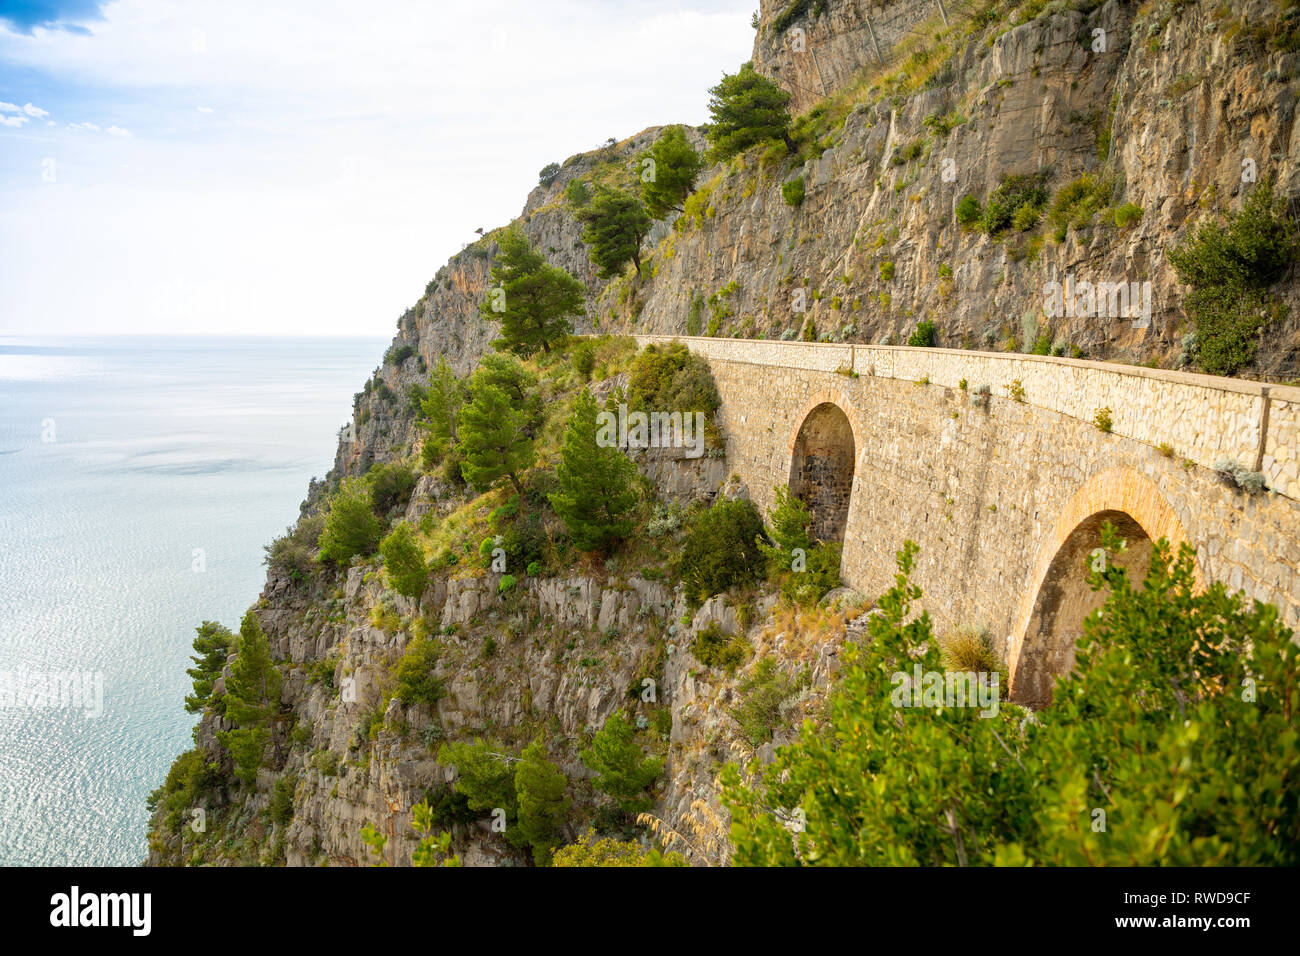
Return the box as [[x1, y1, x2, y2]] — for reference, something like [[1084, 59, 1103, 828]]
[[0, 335, 385, 865]]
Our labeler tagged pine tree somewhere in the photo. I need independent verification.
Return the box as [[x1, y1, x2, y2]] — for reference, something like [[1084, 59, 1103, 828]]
[[703, 63, 794, 162], [514, 740, 570, 866], [217, 610, 282, 786], [379, 522, 428, 599], [548, 389, 639, 552], [640, 125, 704, 219], [482, 228, 585, 357], [418, 358, 465, 463], [580, 712, 662, 813], [470, 353, 543, 433], [318, 477, 383, 564], [184, 620, 233, 714], [578, 187, 653, 278], [458, 381, 535, 495]]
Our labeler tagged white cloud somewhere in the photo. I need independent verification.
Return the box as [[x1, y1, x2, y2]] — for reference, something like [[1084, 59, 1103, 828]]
[[0, 101, 20, 113], [65, 121, 100, 131], [0, 0, 755, 337], [0, 114, 27, 127], [105, 125, 129, 136], [22, 102, 49, 118]]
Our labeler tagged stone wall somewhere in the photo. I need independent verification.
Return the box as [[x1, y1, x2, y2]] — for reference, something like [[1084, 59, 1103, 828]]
[[634, 334, 1300, 696]]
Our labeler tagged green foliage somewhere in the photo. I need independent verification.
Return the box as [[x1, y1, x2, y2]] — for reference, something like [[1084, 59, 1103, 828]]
[[217, 610, 282, 786], [1046, 173, 1111, 239], [691, 622, 750, 671], [266, 775, 295, 827], [470, 353, 543, 434], [780, 540, 841, 607], [730, 658, 809, 746], [1169, 180, 1298, 375], [147, 748, 220, 835], [724, 532, 1300, 865], [380, 522, 428, 599], [393, 634, 445, 707], [436, 739, 518, 819], [514, 740, 571, 865], [702, 63, 794, 162], [418, 358, 466, 465], [955, 194, 982, 226], [411, 798, 462, 867], [781, 176, 805, 207], [483, 227, 585, 357], [318, 478, 383, 564], [565, 178, 591, 208], [906, 319, 938, 347], [264, 513, 325, 584], [368, 461, 416, 514], [579, 187, 653, 278], [1093, 406, 1113, 433], [538, 162, 561, 186], [627, 342, 721, 418], [981, 171, 1049, 236], [580, 712, 662, 814], [552, 832, 687, 867], [757, 484, 811, 570], [641, 125, 705, 219], [549, 389, 639, 552], [679, 498, 766, 605], [572, 341, 596, 380], [184, 620, 233, 714], [1113, 202, 1143, 229], [458, 378, 536, 496], [879, 260, 895, 281]]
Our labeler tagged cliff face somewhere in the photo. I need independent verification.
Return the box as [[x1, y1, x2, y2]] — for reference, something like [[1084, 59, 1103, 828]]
[[149, 0, 1300, 866]]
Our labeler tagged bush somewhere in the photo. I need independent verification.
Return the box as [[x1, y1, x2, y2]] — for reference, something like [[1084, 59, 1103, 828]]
[[627, 342, 721, 418], [393, 634, 445, 707], [1169, 180, 1297, 375], [368, 461, 417, 514], [782, 176, 805, 207], [1093, 406, 1113, 433], [779, 540, 841, 606], [691, 622, 751, 670], [380, 522, 428, 599], [552, 832, 687, 867], [264, 513, 325, 584], [981, 171, 1049, 236], [724, 532, 1300, 865], [730, 658, 809, 746], [266, 775, 295, 827], [318, 478, 383, 564], [906, 320, 938, 347], [1114, 202, 1143, 229], [955, 194, 983, 226], [679, 498, 766, 605], [579, 712, 662, 814]]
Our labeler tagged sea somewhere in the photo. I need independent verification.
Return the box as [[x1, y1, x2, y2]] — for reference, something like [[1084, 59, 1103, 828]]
[[0, 335, 386, 865]]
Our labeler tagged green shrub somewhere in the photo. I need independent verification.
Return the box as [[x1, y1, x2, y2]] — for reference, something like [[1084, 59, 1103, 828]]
[[782, 176, 805, 207], [552, 832, 687, 867], [956, 194, 983, 226], [724, 531, 1300, 865], [906, 319, 938, 347], [579, 712, 662, 814], [730, 658, 809, 746], [264, 513, 325, 584], [879, 260, 895, 281], [1094, 406, 1113, 433], [691, 622, 751, 670], [380, 522, 428, 599], [318, 478, 383, 564], [183, 620, 233, 714], [627, 342, 721, 418], [1169, 180, 1298, 375], [1114, 202, 1143, 229], [679, 498, 766, 605], [368, 461, 417, 514], [266, 775, 296, 827], [393, 634, 445, 707], [981, 171, 1049, 236]]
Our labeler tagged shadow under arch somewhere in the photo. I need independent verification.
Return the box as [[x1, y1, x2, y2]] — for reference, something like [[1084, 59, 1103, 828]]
[[1007, 467, 1192, 708], [788, 395, 859, 543]]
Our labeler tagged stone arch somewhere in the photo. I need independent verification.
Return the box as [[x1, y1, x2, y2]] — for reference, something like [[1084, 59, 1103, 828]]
[[1007, 467, 1190, 708], [788, 391, 860, 543]]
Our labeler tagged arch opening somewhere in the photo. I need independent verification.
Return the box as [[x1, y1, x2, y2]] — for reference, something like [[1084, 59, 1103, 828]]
[[788, 402, 856, 543], [1011, 510, 1154, 709]]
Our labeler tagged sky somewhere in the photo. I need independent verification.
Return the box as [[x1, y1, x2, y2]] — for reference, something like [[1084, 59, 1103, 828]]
[[0, 0, 755, 337]]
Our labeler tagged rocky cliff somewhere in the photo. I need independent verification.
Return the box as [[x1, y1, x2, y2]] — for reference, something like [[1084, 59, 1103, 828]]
[[147, 0, 1300, 866]]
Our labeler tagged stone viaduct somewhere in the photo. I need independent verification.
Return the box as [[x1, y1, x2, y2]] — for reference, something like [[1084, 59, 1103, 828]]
[[633, 334, 1300, 707]]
